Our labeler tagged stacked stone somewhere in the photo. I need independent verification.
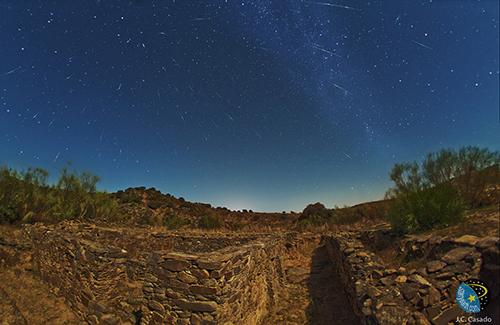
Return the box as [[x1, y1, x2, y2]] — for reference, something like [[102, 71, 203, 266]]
[[334, 231, 499, 325], [142, 237, 284, 325], [25, 223, 285, 325]]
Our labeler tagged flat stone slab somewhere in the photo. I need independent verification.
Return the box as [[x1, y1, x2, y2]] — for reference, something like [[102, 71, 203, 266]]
[[173, 299, 217, 312], [454, 235, 479, 246], [166, 252, 199, 261], [475, 236, 499, 249], [408, 274, 431, 287], [441, 247, 475, 264], [427, 260, 447, 273]]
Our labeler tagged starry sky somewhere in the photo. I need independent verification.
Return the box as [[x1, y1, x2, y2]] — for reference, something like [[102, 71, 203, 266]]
[[1, 1, 498, 213]]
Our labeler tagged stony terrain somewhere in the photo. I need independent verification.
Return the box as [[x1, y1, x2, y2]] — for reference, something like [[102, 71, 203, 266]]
[[0, 204, 498, 325]]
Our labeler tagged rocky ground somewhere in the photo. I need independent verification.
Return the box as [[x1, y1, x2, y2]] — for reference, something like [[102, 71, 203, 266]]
[[0, 203, 498, 324]]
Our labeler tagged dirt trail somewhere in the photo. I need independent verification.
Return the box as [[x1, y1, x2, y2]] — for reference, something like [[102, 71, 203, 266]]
[[0, 225, 85, 325], [264, 236, 361, 324]]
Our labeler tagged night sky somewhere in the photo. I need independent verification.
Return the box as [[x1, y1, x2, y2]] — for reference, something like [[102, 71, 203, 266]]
[[1, 1, 498, 213]]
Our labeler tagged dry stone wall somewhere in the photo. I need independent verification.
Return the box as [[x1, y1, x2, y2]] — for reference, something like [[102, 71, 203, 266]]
[[21, 221, 499, 325], [23, 223, 285, 325], [335, 230, 499, 325]]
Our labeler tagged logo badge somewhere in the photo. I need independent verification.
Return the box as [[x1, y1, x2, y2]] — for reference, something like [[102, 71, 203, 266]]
[[456, 279, 490, 313]]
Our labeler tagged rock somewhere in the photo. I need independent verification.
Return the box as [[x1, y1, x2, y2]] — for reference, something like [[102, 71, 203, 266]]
[[161, 259, 191, 272], [147, 252, 161, 266], [417, 234, 432, 243], [166, 252, 199, 261], [191, 313, 216, 325], [177, 272, 198, 284], [428, 287, 441, 305], [395, 275, 407, 283], [189, 285, 219, 295], [434, 280, 452, 290], [433, 272, 454, 280], [166, 289, 181, 299], [411, 292, 422, 305], [400, 283, 420, 300], [101, 314, 120, 325], [427, 261, 446, 273], [149, 300, 165, 314], [429, 235, 443, 245], [431, 305, 464, 325], [408, 274, 431, 287], [454, 235, 479, 246], [362, 307, 373, 316], [89, 301, 110, 313], [425, 304, 442, 320], [419, 295, 430, 308], [380, 276, 396, 286], [173, 299, 218, 312], [441, 260, 470, 274], [413, 311, 432, 325], [151, 311, 164, 323], [441, 247, 475, 264], [475, 236, 499, 249], [197, 260, 222, 270]]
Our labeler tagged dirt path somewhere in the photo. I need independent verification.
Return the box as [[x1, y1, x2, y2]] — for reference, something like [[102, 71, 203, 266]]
[[264, 236, 362, 324], [0, 225, 86, 325]]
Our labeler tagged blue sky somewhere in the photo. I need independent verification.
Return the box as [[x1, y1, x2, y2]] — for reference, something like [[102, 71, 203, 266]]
[[1, 0, 498, 212]]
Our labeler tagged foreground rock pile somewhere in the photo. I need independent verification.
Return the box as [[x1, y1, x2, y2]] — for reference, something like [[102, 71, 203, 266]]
[[336, 230, 499, 325]]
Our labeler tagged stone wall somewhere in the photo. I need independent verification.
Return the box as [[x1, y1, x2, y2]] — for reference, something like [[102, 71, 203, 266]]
[[24, 223, 285, 325], [336, 230, 500, 325], [324, 236, 366, 324], [21, 221, 499, 325]]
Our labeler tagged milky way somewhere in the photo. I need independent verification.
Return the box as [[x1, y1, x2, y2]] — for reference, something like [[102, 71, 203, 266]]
[[1, 1, 498, 212]]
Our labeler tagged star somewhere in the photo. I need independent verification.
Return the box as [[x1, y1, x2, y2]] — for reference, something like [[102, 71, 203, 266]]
[[468, 295, 476, 303]]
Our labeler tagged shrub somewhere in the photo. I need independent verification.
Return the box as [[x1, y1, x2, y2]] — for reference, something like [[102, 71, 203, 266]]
[[198, 213, 224, 229], [0, 162, 118, 224], [299, 202, 331, 222], [148, 201, 162, 209], [386, 183, 466, 235], [163, 214, 190, 229], [386, 146, 500, 207], [298, 213, 325, 228]]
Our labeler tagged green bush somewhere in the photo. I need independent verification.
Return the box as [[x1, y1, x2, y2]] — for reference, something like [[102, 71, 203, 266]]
[[386, 183, 466, 235], [198, 213, 224, 229], [298, 213, 325, 228], [163, 214, 190, 229], [148, 201, 162, 209], [386, 146, 500, 207], [0, 162, 118, 224]]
